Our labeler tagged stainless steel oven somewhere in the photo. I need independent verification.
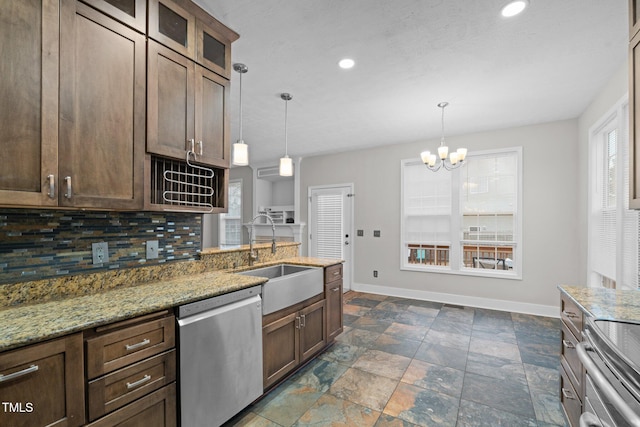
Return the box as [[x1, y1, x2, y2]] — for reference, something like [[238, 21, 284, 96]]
[[577, 317, 640, 427]]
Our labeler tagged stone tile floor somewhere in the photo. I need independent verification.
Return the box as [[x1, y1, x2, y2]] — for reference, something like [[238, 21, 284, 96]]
[[224, 291, 566, 426]]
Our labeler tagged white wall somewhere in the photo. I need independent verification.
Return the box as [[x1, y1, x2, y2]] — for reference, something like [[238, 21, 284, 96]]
[[577, 60, 629, 285], [300, 119, 581, 316]]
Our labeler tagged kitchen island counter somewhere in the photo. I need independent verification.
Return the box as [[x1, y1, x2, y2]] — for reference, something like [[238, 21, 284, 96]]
[[558, 284, 640, 322]]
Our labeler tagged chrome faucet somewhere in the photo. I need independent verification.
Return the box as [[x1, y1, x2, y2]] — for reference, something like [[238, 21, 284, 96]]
[[248, 213, 277, 266]]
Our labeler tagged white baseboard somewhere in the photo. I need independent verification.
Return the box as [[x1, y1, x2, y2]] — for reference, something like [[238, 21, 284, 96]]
[[351, 282, 559, 318]]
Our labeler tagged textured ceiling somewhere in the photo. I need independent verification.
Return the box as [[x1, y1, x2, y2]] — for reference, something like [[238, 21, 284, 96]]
[[195, 0, 628, 166]]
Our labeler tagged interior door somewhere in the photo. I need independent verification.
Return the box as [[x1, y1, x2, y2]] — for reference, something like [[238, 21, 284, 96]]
[[309, 184, 353, 291]]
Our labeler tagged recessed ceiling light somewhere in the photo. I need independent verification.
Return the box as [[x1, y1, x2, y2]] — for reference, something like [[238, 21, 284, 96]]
[[338, 58, 355, 69], [501, 0, 528, 17]]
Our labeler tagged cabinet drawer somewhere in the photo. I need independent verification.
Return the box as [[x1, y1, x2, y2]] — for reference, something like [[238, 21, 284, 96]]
[[86, 382, 176, 427], [560, 365, 582, 427], [560, 293, 583, 339], [80, 0, 146, 33], [561, 321, 583, 397], [88, 350, 176, 421], [86, 314, 175, 379], [325, 264, 343, 283]]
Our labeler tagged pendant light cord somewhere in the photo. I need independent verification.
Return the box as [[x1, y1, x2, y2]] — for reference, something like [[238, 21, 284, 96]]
[[238, 71, 243, 141], [440, 102, 446, 147], [284, 97, 289, 156]]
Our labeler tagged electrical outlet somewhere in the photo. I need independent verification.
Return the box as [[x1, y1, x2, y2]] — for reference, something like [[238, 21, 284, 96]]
[[357, 229, 364, 237], [146, 240, 159, 260], [373, 270, 378, 278], [92, 242, 109, 265], [373, 230, 381, 237]]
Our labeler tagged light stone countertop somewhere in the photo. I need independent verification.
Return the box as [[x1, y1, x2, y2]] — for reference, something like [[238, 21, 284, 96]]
[[0, 257, 343, 352], [558, 285, 640, 322]]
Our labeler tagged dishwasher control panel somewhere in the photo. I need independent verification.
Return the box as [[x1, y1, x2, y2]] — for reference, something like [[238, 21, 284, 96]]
[[177, 285, 262, 318]]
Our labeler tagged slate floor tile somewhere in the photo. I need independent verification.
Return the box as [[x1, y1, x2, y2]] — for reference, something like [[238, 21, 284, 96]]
[[401, 359, 464, 398], [383, 382, 459, 427], [352, 349, 412, 380], [425, 328, 471, 351], [374, 413, 421, 426], [461, 372, 536, 419], [329, 368, 398, 412], [413, 341, 468, 371], [455, 399, 538, 427], [530, 390, 567, 426], [465, 352, 527, 383], [371, 333, 422, 358], [253, 382, 324, 426], [384, 322, 428, 342], [293, 394, 380, 427], [468, 336, 522, 362]]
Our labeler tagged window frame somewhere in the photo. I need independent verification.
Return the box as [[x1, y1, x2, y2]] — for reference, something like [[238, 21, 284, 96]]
[[218, 178, 242, 246], [400, 146, 523, 280]]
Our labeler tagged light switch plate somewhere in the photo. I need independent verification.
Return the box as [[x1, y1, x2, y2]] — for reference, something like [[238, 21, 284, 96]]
[[146, 240, 159, 260], [92, 242, 109, 265]]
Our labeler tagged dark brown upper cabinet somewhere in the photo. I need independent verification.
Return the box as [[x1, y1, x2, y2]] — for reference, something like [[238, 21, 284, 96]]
[[80, 0, 146, 33], [59, 0, 146, 210], [147, 40, 230, 168], [148, 0, 238, 79], [0, 0, 60, 207]]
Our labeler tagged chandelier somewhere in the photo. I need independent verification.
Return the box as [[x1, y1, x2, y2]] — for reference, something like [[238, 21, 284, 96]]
[[420, 102, 467, 171]]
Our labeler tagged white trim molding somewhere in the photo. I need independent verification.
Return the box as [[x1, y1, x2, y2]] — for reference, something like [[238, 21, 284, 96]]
[[352, 281, 559, 318]]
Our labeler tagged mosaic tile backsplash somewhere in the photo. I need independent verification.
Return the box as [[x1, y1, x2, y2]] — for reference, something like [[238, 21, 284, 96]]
[[0, 209, 201, 285]]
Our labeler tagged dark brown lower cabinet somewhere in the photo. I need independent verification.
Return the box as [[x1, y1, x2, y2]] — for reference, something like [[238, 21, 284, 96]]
[[0, 334, 85, 427], [262, 295, 326, 390]]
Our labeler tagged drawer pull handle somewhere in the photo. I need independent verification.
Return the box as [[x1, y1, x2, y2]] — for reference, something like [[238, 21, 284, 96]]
[[126, 374, 151, 390], [331, 287, 340, 292], [562, 339, 575, 349], [64, 176, 72, 199], [295, 316, 300, 329], [563, 310, 579, 319], [0, 365, 39, 383], [561, 387, 576, 400], [125, 338, 150, 351], [333, 271, 340, 276], [300, 314, 306, 328]]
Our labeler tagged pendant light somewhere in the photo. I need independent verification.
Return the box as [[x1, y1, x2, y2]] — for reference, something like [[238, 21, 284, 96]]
[[279, 93, 293, 176], [420, 102, 467, 172], [232, 63, 249, 166]]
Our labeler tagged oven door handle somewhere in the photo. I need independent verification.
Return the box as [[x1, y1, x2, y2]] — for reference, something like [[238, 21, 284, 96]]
[[580, 411, 603, 427], [577, 341, 640, 426]]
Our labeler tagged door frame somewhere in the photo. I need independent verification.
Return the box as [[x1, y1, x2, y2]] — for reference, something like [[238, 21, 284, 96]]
[[307, 183, 354, 292]]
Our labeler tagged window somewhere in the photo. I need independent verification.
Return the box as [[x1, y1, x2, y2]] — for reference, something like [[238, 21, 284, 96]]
[[588, 99, 639, 290], [219, 180, 242, 245], [401, 147, 522, 278]]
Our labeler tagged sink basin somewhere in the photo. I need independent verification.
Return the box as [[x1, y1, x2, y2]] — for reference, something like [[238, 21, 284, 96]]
[[238, 264, 323, 314]]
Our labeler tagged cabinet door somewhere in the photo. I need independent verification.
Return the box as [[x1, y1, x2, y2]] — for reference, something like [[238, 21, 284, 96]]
[[300, 299, 326, 362], [147, 40, 195, 161], [148, 0, 195, 59], [263, 312, 299, 389], [80, 0, 146, 33], [196, 20, 232, 79], [59, 0, 145, 209], [325, 279, 343, 342], [195, 65, 230, 167], [0, 0, 59, 207], [0, 334, 85, 427]]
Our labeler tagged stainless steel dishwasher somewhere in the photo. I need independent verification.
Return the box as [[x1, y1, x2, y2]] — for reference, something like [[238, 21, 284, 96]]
[[176, 285, 263, 427]]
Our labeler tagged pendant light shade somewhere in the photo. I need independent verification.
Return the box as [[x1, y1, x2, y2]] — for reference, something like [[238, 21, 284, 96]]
[[279, 93, 293, 176], [232, 63, 249, 166]]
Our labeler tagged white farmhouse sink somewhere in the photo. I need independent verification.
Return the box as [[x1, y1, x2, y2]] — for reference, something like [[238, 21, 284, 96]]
[[238, 264, 323, 314]]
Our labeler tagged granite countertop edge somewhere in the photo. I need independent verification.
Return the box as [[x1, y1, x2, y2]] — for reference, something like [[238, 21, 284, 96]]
[[0, 257, 343, 353], [558, 284, 640, 322]]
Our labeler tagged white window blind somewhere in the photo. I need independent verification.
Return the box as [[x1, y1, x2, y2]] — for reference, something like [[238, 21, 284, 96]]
[[589, 100, 639, 290], [314, 193, 343, 259]]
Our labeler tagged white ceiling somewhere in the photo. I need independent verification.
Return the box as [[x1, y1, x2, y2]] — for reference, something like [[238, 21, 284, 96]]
[[195, 0, 628, 166]]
